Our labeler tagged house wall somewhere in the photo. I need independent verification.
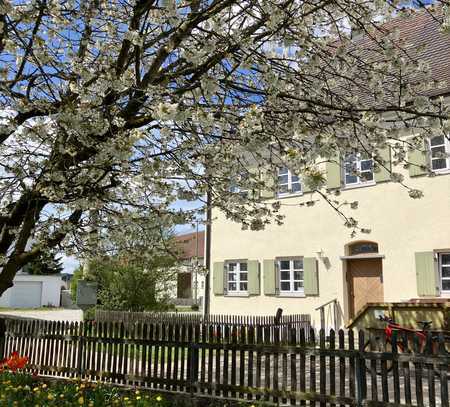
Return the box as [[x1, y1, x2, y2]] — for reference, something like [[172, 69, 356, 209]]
[[209, 168, 450, 329], [0, 274, 63, 308]]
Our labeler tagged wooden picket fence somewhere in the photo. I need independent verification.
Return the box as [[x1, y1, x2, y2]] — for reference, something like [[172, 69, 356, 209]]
[[93, 311, 312, 342], [1, 318, 450, 406]]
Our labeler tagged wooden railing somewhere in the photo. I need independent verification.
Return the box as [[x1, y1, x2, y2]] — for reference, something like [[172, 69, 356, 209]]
[[315, 298, 339, 331], [1, 317, 449, 406]]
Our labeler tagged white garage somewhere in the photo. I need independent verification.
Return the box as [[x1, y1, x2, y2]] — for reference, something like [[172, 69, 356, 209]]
[[0, 274, 62, 308]]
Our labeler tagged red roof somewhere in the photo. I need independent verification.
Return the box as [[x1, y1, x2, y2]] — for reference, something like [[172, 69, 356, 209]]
[[174, 231, 205, 260]]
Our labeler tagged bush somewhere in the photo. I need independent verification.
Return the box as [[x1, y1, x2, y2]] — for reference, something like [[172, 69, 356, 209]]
[[83, 306, 96, 321]]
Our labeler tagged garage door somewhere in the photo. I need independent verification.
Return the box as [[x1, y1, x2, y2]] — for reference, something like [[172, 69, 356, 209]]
[[10, 282, 42, 308]]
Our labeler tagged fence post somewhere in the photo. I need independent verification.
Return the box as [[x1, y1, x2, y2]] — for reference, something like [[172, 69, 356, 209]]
[[355, 330, 367, 407], [0, 318, 6, 359]]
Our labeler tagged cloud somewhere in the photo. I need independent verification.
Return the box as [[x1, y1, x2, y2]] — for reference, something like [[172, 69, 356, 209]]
[[60, 255, 79, 274]]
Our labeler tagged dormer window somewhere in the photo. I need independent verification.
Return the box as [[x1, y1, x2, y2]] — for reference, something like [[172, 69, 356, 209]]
[[430, 135, 450, 172], [277, 167, 301, 196], [344, 153, 374, 186]]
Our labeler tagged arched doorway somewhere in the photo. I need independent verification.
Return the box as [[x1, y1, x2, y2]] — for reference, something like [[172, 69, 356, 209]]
[[342, 241, 384, 319]]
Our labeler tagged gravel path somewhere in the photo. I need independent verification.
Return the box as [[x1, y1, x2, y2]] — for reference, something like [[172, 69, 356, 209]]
[[0, 308, 83, 322]]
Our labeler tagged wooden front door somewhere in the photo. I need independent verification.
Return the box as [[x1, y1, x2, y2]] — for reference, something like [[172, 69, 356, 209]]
[[347, 258, 384, 318]]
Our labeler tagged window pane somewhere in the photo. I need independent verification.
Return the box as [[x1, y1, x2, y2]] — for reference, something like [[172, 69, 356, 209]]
[[280, 270, 290, 280], [278, 167, 288, 175], [442, 280, 450, 291], [292, 182, 301, 193], [240, 272, 248, 281], [228, 282, 236, 291], [431, 146, 446, 158], [280, 282, 290, 291], [345, 174, 358, 184], [442, 254, 450, 265], [228, 273, 235, 281], [291, 174, 299, 182], [239, 262, 247, 271], [293, 260, 303, 269], [361, 160, 373, 171], [294, 281, 304, 291], [240, 283, 247, 291], [228, 263, 236, 271], [432, 159, 447, 170], [430, 135, 445, 146], [278, 184, 289, 194], [361, 171, 373, 181], [294, 270, 303, 280], [278, 174, 288, 184], [442, 267, 450, 278], [345, 161, 357, 173], [280, 260, 290, 270]]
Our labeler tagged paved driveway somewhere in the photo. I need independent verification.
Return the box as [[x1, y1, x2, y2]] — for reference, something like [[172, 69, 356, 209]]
[[0, 308, 83, 322]]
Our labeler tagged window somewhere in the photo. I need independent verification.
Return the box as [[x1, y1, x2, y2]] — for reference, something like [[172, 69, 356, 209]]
[[440, 253, 450, 292], [430, 135, 450, 171], [278, 259, 304, 293], [344, 153, 374, 186], [349, 242, 379, 256], [277, 167, 301, 196], [227, 261, 248, 293]]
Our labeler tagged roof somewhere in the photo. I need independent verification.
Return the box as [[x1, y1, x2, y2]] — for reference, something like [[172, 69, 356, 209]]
[[331, 7, 450, 104], [174, 231, 205, 260], [367, 7, 450, 97]]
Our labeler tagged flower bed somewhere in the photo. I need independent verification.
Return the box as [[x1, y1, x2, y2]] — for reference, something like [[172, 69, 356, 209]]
[[0, 352, 171, 406], [0, 372, 170, 406]]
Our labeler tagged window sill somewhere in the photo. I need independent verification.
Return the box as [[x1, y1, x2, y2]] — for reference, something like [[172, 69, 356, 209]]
[[278, 292, 306, 298], [342, 181, 376, 191], [276, 192, 304, 199], [225, 292, 249, 298], [432, 168, 450, 176]]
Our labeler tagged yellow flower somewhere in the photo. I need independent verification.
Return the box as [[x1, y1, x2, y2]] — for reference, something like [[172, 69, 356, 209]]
[[42, 383, 47, 389], [136, 396, 141, 400], [156, 395, 163, 402], [60, 394, 65, 398], [33, 387, 39, 392], [48, 394, 54, 400], [124, 397, 129, 401], [78, 396, 84, 405]]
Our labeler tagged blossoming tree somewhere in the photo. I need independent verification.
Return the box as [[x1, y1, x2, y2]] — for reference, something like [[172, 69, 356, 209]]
[[0, 0, 448, 294]]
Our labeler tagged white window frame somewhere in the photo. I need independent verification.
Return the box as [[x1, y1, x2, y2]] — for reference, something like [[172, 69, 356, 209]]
[[439, 252, 450, 294], [429, 135, 450, 173], [277, 167, 302, 197], [343, 153, 375, 187], [226, 261, 248, 294], [278, 258, 304, 295]]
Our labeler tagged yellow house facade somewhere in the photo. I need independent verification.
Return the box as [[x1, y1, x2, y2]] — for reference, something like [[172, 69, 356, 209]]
[[208, 9, 450, 328], [209, 156, 450, 328]]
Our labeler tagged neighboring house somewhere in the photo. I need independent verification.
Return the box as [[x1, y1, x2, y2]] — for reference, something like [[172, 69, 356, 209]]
[[209, 10, 450, 329], [173, 231, 205, 307], [0, 272, 63, 308]]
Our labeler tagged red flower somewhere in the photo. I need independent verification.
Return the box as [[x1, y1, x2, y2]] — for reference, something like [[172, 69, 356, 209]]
[[0, 352, 28, 373]]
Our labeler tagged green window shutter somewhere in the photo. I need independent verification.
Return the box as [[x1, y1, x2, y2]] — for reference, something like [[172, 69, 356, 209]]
[[415, 252, 438, 296], [408, 140, 429, 177], [212, 261, 225, 295], [260, 169, 276, 199], [263, 259, 277, 295], [302, 175, 313, 193], [248, 260, 260, 295], [304, 257, 319, 295], [374, 146, 391, 183], [326, 151, 341, 189]]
